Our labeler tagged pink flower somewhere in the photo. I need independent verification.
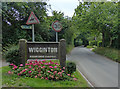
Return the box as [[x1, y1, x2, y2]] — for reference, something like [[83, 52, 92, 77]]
[[23, 70, 26, 72], [41, 62, 44, 64], [25, 63, 28, 65], [43, 66, 45, 68], [45, 77, 48, 80], [32, 68, 35, 71], [51, 69, 53, 71], [25, 69, 28, 71], [56, 77, 59, 79], [73, 78, 77, 81], [35, 76, 37, 78], [8, 71, 11, 74], [49, 66, 53, 68], [60, 69, 62, 70], [63, 67, 65, 69], [42, 60, 46, 62], [39, 66, 41, 68], [35, 59, 38, 63], [29, 66, 31, 68], [67, 74, 70, 76], [18, 73, 20, 76], [41, 77, 44, 79], [48, 71, 50, 73], [20, 64, 23, 66], [44, 63, 48, 65], [54, 66, 57, 68], [53, 71, 57, 74], [38, 74, 41, 76], [19, 67, 21, 69], [51, 76, 54, 78], [72, 75, 75, 77], [33, 63, 36, 66], [10, 63, 14, 66], [29, 71, 32, 73]]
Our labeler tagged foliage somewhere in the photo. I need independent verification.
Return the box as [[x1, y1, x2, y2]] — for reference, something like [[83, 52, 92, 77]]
[[93, 47, 120, 62], [97, 41, 102, 47], [5, 45, 20, 65], [8, 60, 77, 81], [86, 45, 93, 48], [66, 62, 76, 75], [89, 40, 97, 46], [73, 2, 119, 48]]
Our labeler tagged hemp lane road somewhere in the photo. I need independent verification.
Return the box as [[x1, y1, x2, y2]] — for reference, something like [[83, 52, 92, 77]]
[[67, 46, 118, 87]]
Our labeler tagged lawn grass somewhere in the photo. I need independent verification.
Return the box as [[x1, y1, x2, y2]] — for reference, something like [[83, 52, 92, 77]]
[[1, 66, 89, 87], [93, 47, 120, 62]]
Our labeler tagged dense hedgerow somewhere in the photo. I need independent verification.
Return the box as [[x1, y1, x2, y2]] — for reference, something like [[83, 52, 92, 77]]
[[8, 60, 77, 81]]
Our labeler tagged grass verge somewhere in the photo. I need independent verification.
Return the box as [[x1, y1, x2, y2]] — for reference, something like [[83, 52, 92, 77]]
[[66, 45, 74, 54], [1, 66, 89, 87], [93, 47, 120, 62]]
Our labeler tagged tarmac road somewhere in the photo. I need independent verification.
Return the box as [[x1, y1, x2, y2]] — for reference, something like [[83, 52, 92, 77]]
[[67, 46, 118, 87]]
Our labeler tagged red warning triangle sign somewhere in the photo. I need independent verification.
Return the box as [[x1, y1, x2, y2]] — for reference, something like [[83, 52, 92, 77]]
[[26, 12, 40, 24]]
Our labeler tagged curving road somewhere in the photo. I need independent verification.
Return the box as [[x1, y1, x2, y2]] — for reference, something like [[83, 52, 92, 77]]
[[67, 46, 118, 87]]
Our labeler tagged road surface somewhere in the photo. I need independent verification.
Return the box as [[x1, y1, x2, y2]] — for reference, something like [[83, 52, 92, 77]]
[[67, 46, 118, 87]]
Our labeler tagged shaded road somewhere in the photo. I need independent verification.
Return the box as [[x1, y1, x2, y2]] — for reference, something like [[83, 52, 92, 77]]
[[67, 46, 118, 87]]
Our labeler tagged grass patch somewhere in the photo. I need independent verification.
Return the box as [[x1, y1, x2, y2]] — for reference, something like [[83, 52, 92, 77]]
[[93, 47, 120, 62], [1, 66, 89, 87]]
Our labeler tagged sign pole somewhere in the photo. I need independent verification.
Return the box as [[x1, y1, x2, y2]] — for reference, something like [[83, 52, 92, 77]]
[[56, 32, 58, 42], [32, 24, 35, 42]]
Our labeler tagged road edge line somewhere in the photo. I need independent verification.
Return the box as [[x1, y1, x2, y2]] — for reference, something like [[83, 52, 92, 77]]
[[77, 66, 95, 88]]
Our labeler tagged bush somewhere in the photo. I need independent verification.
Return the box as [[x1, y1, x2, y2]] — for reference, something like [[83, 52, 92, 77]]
[[5, 45, 20, 65], [89, 40, 97, 46], [86, 45, 93, 48], [66, 62, 76, 75], [97, 41, 102, 47], [8, 60, 77, 81]]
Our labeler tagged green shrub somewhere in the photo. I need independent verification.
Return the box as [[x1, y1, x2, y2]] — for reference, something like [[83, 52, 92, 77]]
[[97, 41, 102, 47], [5, 45, 20, 65], [89, 40, 97, 46], [66, 62, 76, 75], [86, 45, 93, 48]]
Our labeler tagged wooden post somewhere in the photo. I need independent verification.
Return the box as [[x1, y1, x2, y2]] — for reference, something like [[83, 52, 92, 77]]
[[60, 39, 66, 68], [19, 39, 27, 66]]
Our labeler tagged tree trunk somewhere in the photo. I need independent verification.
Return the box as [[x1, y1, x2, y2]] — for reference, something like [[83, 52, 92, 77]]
[[102, 32, 105, 47]]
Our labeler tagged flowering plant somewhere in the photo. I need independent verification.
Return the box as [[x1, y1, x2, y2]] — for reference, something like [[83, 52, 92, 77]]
[[8, 60, 77, 81]]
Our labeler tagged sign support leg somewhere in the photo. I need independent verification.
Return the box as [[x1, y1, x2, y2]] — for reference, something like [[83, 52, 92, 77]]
[[32, 24, 34, 42], [56, 32, 58, 42]]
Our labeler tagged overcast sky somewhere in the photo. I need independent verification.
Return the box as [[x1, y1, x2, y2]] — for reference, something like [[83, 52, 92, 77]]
[[47, 0, 81, 17]]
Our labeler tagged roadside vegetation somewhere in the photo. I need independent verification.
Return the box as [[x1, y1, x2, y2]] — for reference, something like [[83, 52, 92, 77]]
[[93, 47, 120, 63]]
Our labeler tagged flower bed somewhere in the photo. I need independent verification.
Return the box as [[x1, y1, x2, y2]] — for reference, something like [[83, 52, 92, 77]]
[[8, 60, 77, 81]]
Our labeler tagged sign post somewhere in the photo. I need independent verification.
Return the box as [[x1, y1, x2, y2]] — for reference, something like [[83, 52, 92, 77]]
[[32, 24, 34, 42], [52, 21, 62, 42], [26, 12, 40, 42]]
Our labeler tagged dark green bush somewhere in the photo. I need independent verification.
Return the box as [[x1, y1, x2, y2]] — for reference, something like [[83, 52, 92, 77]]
[[66, 62, 76, 75], [5, 45, 20, 65]]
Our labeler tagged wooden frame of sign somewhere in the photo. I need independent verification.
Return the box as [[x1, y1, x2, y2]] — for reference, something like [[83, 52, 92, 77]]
[[19, 39, 66, 67]]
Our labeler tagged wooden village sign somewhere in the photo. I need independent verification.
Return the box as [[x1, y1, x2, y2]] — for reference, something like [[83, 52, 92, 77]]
[[19, 39, 66, 67]]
